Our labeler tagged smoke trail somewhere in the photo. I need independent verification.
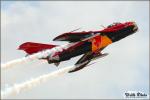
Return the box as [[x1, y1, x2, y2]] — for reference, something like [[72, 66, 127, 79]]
[[1, 49, 52, 70], [1, 65, 75, 99], [1, 44, 68, 70]]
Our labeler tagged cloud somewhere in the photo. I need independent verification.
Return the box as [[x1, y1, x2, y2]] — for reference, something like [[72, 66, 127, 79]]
[[1, 1, 149, 99]]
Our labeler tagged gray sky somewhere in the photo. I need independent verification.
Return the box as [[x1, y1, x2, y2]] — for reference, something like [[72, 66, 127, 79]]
[[1, 1, 149, 99]]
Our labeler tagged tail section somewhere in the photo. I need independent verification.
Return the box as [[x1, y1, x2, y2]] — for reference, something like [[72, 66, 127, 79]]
[[18, 42, 57, 54]]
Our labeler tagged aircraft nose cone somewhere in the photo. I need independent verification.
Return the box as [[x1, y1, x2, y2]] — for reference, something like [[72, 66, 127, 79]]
[[132, 22, 138, 32]]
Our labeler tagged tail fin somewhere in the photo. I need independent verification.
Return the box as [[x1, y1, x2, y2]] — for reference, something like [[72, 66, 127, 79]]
[[18, 42, 57, 54]]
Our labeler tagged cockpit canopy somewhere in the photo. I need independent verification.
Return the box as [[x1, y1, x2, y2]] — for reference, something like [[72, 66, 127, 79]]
[[107, 22, 121, 28]]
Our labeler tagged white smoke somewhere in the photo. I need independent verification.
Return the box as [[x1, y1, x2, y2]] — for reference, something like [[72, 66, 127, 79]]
[[1, 65, 75, 99], [1, 43, 92, 99], [1, 44, 69, 70], [1, 50, 51, 70]]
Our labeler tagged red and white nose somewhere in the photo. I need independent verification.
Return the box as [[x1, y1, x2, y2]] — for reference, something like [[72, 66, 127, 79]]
[[126, 21, 138, 32], [132, 22, 138, 32]]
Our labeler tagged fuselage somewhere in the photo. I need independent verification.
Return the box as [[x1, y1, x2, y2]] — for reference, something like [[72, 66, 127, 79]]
[[48, 22, 138, 63]]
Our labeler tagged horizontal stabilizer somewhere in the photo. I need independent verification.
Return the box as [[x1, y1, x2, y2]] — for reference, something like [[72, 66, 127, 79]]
[[18, 42, 57, 54]]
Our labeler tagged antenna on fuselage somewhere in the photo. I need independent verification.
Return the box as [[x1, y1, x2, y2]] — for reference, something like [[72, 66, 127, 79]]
[[100, 25, 105, 28], [69, 28, 82, 33]]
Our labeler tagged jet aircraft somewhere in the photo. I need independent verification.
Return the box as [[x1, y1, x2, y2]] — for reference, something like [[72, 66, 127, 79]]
[[18, 22, 138, 73]]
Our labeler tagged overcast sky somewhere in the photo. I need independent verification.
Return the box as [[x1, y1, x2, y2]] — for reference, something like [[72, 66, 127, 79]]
[[1, 1, 149, 99]]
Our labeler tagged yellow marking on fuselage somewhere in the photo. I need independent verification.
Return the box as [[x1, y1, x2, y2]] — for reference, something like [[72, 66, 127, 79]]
[[91, 35, 112, 52]]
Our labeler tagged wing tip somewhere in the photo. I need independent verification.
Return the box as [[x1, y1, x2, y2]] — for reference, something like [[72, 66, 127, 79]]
[[53, 34, 68, 41]]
